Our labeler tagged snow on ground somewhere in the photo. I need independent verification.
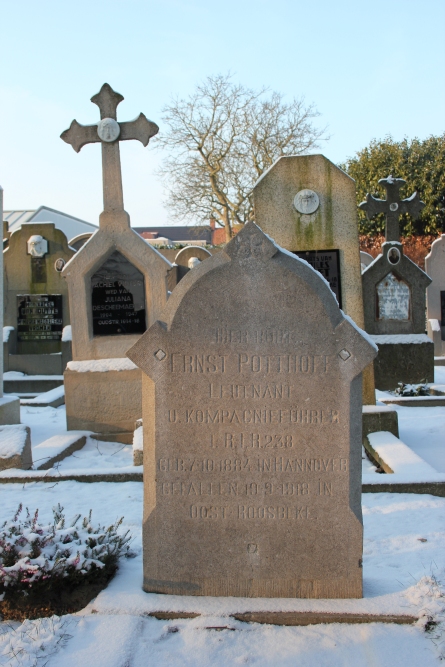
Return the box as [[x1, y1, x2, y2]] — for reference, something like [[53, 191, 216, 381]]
[[1, 368, 444, 664], [20, 405, 67, 448], [1, 482, 444, 666]]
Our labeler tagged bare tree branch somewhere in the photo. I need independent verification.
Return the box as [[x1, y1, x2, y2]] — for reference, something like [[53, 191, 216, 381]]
[[156, 74, 329, 242]]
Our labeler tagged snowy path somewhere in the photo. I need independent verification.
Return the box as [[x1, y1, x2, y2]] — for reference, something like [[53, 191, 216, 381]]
[[1, 483, 444, 666]]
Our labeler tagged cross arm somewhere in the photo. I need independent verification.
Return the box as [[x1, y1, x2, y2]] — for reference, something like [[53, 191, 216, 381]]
[[60, 120, 100, 153], [399, 191, 425, 220], [359, 193, 388, 220], [119, 113, 159, 146]]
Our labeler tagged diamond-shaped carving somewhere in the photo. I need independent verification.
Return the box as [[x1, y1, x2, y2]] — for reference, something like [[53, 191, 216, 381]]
[[338, 349, 351, 361], [154, 349, 166, 361]]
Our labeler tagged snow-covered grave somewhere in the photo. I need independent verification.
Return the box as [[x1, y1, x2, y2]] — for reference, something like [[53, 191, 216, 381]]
[[0, 366, 444, 664]]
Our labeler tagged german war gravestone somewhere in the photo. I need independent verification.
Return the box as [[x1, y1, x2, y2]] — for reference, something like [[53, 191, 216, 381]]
[[128, 222, 377, 598]]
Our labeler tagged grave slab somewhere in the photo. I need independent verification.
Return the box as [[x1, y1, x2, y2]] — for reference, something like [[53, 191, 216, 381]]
[[32, 432, 87, 470], [128, 222, 377, 598]]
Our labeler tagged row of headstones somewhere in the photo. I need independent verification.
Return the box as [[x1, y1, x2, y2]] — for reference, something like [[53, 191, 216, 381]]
[[2, 217, 210, 376]]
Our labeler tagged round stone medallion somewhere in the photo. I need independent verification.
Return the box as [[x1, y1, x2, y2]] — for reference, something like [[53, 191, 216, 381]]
[[293, 189, 320, 215], [389, 202, 399, 212], [97, 118, 120, 142]]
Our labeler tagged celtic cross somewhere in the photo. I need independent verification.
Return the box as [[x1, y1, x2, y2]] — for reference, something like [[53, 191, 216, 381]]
[[359, 175, 424, 242], [61, 83, 159, 229]]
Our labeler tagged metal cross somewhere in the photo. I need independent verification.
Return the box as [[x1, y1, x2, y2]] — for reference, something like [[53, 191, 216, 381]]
[[359, 175, 424, 242], [61, 83, 159, 228]]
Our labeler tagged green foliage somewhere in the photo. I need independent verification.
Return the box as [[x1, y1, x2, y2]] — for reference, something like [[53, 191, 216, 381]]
[[341, 135, 445, 236]]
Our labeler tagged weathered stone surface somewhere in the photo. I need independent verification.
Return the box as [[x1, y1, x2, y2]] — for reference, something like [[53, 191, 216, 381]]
[[64, 363, 141, 433], [425, 234, 445, 355], [174, 246, 212, 282], [253, 154, 375, 406], [370, 335, 434, 390], [128, 222, 377, 598], [362, 406, 399, 441], [0, 396, 20, 426], [3, 222, 74, 358], [0, 425, 32, 470]]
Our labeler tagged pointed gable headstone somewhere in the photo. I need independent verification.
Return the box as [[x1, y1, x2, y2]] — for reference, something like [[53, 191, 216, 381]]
[[128, 222, 377, 599], [60, 84, 172, 435], [360, 177, 434, 389]]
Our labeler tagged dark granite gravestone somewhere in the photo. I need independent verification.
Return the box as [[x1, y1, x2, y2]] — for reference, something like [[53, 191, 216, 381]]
[[91, 251, 146, 336], [360, 178, 433, 389], [17, 295, 63, 343], [128, 222, 377, 599], [293, 250, 342, 308]]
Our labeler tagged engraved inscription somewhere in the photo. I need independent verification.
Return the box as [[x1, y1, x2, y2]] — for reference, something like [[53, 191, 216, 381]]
[[376, 272, 410, 320]]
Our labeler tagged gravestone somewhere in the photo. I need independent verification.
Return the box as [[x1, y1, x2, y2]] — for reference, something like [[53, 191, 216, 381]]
[[61, 84, 172, 435], [425, 234, 445, 356], [360, 177, 433, 389], [3, 221, 74, 376], [174, 245, 212, 283], [253, 154, 375, 406], [128, 222, 377, 599], [0, 186, 20, 424]]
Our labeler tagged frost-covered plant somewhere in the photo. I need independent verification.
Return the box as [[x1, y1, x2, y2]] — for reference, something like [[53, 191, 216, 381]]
[[393, 381, 430, 396], [0, 504, 131, 597]]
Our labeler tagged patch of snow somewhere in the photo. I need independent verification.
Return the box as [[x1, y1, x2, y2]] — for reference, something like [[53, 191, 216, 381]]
[[20, 405, 67, 447], [0, 424, 28, 457], [62, 324, 72, 342], [32, 431, 88, 468], [0, 395, 19, 407], [362, 405, 397, 414], [67, 358, 137, 373], [2, 325, 14, 343], [366, 431, 438, 476], [21, 385, 65, 405], [371, 334, 432, 345], [0, 616, 76, 667], [133, 425, 143, 452], [4, 372, 64, 381]]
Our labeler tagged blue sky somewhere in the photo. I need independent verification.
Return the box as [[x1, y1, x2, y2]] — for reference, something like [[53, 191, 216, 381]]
[[1, 0, 444, 227]]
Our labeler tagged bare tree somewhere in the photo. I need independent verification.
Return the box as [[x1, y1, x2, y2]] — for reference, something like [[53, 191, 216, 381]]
[[156, 74, 328, 242]]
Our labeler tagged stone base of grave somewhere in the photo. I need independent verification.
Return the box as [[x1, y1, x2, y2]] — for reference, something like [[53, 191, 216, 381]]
[[142, 576, 362, 599], [362, 405, 398, 442], [64, 366, 142, 434], [0, 395, 20, 425], [0, 424, 32, 470], [371, 334, 434, 391]]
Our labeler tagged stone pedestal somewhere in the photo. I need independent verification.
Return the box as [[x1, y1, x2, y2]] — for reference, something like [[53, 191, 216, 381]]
[[64, 360, 141, 435], [0, 396, 21, 425], [370, 334, 434, 391]]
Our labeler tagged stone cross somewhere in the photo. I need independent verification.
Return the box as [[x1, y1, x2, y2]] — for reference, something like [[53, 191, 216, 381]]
[[61, 83, 159, 229], [359, 175, 424, 242]]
